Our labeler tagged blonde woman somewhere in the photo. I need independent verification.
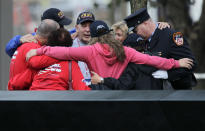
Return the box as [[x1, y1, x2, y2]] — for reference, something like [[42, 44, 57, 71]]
[[111, 21, 128, 43]]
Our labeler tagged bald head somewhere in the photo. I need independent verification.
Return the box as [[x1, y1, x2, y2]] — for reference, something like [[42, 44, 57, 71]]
[[36, 19, 60, 38]]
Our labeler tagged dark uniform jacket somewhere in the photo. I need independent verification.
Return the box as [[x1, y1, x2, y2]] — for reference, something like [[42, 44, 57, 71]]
[[146, 28, 197, 89], [90, 63, 163, 90]]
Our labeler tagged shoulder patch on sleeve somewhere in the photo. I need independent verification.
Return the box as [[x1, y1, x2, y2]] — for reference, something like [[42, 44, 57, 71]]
[[173, 32, 184, 46]]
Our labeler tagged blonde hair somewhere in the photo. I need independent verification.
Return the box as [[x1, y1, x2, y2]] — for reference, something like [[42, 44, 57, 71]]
[[89, 32, 126, 62], [111, 21, 128, 36]]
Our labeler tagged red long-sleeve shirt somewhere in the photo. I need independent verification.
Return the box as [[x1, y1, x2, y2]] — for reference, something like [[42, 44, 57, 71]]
[[8, 42, 59, 90]]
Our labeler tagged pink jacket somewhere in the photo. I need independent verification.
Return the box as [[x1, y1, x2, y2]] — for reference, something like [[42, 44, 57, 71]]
[[37, 43, 179, 79]]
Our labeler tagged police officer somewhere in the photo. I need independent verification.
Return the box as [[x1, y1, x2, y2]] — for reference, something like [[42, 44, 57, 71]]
[[124, 8, 197, 89]]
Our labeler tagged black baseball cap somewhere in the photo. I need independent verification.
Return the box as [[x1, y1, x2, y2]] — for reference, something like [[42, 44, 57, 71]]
[[124, 8, 150, 32], [90, 20, 112, 37], [123, 33, 143, 48], [41, 8, 72, 26], [76, 11, 95, 25]]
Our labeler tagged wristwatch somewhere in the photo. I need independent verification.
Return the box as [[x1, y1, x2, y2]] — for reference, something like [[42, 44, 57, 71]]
[[100, 77, 104, 84]]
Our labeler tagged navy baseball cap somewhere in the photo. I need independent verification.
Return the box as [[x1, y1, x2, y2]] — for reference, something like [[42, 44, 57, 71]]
[[90, 20, 112, 37], [124, 8, 150, 32], [123, 33, 144, 48], [41, 8, 72, 26], [76, 11, 95, 25]]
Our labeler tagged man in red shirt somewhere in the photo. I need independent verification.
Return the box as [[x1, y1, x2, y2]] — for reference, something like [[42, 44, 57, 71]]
[[8, 19, 60, 90]]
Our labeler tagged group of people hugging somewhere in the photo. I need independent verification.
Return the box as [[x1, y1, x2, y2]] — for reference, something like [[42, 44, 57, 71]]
[[6, 7, 197, 91]]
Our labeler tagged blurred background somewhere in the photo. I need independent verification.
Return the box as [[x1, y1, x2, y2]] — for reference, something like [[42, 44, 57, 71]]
[[0, 0, 204, 90]]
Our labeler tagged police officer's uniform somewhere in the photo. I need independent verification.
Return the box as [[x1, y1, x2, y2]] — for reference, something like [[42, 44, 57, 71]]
[[124, 8, 197, 89]]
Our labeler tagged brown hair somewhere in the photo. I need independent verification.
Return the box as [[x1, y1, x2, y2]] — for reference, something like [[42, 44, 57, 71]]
[[46, 28, 73, 47], [89, 32, 126, 62]]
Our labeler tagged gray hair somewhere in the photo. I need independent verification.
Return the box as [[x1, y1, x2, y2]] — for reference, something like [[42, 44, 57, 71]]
[[36, 19, 60, 38]]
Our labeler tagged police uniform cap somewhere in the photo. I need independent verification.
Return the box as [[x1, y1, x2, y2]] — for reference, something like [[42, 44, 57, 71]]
[[124, 8, 150, 32]]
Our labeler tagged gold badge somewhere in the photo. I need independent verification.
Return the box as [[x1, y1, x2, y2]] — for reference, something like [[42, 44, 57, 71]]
[[173, 32, 184, 46], [58, 11, 64, 18], [81, 13, 92, 18]]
